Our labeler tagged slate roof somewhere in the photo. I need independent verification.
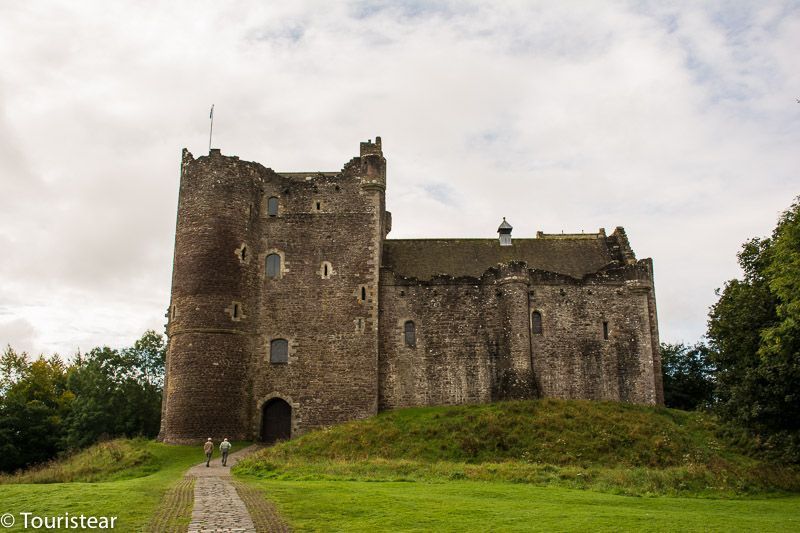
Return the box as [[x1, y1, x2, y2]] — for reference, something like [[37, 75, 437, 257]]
[[382, 237, 618, 280]]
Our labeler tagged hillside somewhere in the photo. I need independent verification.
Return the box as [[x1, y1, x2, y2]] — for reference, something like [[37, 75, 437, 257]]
[[235, 399, 800, 496], [0, 438, 195, 484], [0, 439, 202, 531]]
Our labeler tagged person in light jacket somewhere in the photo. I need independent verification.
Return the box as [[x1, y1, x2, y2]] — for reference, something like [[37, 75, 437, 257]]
[[203, 438, 214, 467], [219, 438, 232, 466]]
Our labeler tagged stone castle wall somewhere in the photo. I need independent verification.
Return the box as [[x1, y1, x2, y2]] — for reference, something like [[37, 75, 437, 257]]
[[378, 262, 660, 411], [160, 138, 662, 444], [161, 141, 387, 443]]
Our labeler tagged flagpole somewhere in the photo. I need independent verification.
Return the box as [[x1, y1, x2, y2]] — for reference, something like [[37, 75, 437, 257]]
[[208, 104, 214, 153]]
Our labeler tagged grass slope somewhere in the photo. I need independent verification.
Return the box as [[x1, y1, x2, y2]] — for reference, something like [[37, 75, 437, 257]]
[[0, 438, 163, 484], [234, 400, 800, 531], [0, 439, 201, 531], [236, 399, 800, 496]]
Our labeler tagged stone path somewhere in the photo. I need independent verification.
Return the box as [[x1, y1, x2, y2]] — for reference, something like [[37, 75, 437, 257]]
[[185, 444, 289, 533]]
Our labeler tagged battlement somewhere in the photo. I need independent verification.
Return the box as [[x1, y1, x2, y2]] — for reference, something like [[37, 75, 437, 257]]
[[359, 136, 386, 191], [360, 136, 383, 157], [536, 229, 607, 240]]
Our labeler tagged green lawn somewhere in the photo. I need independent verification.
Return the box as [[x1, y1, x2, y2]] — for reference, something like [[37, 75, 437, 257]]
[[244, 478, 800, 532], [0, 441, 201, 532]]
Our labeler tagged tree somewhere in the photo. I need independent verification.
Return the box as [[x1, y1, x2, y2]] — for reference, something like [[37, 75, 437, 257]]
[[707, 198, 800, 459], [0, 330, 167, 471], [63, 332, 165, 449], [660, 342, 715, 411], [122, 329, 166, 387], [0, 351, 72, 471]]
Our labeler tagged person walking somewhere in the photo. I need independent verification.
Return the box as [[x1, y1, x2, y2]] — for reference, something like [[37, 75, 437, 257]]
[[220, 438, 232, 466], [204, 438, 214, 467]]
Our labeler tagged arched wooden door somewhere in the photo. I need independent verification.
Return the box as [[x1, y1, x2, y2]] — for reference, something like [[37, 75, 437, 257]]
[[261, 398, 291, 444]]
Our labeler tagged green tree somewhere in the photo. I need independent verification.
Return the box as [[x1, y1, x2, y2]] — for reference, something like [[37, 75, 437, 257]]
[[707, 198, 800, 459], [63, 331, 165, 449], [122, 329, 166, 387], [0, 350, 72, 472], [660, 342, 715, 411]]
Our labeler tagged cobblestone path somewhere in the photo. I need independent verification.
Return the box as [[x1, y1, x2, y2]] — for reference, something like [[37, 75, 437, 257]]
[[184, 445, 289, 533]]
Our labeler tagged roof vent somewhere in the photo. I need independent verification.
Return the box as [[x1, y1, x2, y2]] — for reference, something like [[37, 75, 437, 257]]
[[498, 217, 513, 246]]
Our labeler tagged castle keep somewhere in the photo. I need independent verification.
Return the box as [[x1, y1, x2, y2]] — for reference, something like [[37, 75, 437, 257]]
[[159, 138, 663, 444]]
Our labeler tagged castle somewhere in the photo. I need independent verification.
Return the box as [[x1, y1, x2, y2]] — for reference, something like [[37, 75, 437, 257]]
[[159, 137, 663, 444]]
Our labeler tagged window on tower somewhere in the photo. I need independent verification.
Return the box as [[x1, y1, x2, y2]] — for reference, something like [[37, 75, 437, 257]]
[[532, 311, 543, 335], [404, 321, 416, 348], [270, 339, 288, 363], [266, 254, 281, 279]]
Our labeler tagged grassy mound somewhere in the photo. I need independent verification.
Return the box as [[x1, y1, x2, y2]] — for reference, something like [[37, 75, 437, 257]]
[[235, 399, 800, 496], [1, 438, 166, 484]]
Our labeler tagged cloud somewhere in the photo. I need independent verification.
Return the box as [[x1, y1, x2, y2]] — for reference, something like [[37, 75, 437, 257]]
[[0, 1, 797, 353], [0, 318, 38, 354]]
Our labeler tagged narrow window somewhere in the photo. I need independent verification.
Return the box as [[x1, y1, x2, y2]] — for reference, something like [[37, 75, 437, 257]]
[[270, 339, 288, 363], [267, 197, 279, 217], [324, 264, 329, 276], [404, 321, 416, 347], [603, 321, 609, 340], [315, 201, 321, 211], [266, 254, 281, 279], [241, 245, 248, 261], [532, 311, 543, 335], [233, 304, 239, 318], [361, 286, 367, 301]]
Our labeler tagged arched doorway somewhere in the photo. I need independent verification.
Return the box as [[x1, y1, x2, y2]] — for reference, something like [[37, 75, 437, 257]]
[[261, 398, 291, 444]]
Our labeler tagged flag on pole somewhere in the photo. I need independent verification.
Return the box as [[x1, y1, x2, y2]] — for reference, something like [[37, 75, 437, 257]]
[[208, 105, 215, 152]]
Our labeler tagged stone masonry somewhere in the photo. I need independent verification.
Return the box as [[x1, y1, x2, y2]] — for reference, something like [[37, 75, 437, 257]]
[[159, 137, 663, 444]]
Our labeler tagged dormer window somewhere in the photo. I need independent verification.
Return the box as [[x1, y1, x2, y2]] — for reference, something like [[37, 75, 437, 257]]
[[498, 217, 513, 246]]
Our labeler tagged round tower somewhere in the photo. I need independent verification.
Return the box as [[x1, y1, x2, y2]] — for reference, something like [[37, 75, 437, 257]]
[[493, 260, 536, 399], [160, 148, 260, 443]]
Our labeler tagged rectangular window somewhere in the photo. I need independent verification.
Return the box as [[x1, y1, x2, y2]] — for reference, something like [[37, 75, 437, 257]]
[[603, 321, 609, 340], [270, 339, 288, 363], [267, 197, 279, 216], [266, 254, 281, 279]]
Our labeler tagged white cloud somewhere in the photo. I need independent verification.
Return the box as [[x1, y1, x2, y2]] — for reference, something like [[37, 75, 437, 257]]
[[0, 1, 797, 354]]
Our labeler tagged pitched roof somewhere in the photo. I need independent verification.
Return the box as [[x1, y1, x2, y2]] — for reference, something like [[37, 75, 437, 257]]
[[382, 237, 617, 280]]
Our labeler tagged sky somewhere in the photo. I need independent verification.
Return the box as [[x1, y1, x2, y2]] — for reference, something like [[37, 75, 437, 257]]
[[0, 1, 798, 356]]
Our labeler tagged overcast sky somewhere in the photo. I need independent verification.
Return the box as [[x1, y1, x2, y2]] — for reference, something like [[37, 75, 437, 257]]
[[0, 1, 798, 356]]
